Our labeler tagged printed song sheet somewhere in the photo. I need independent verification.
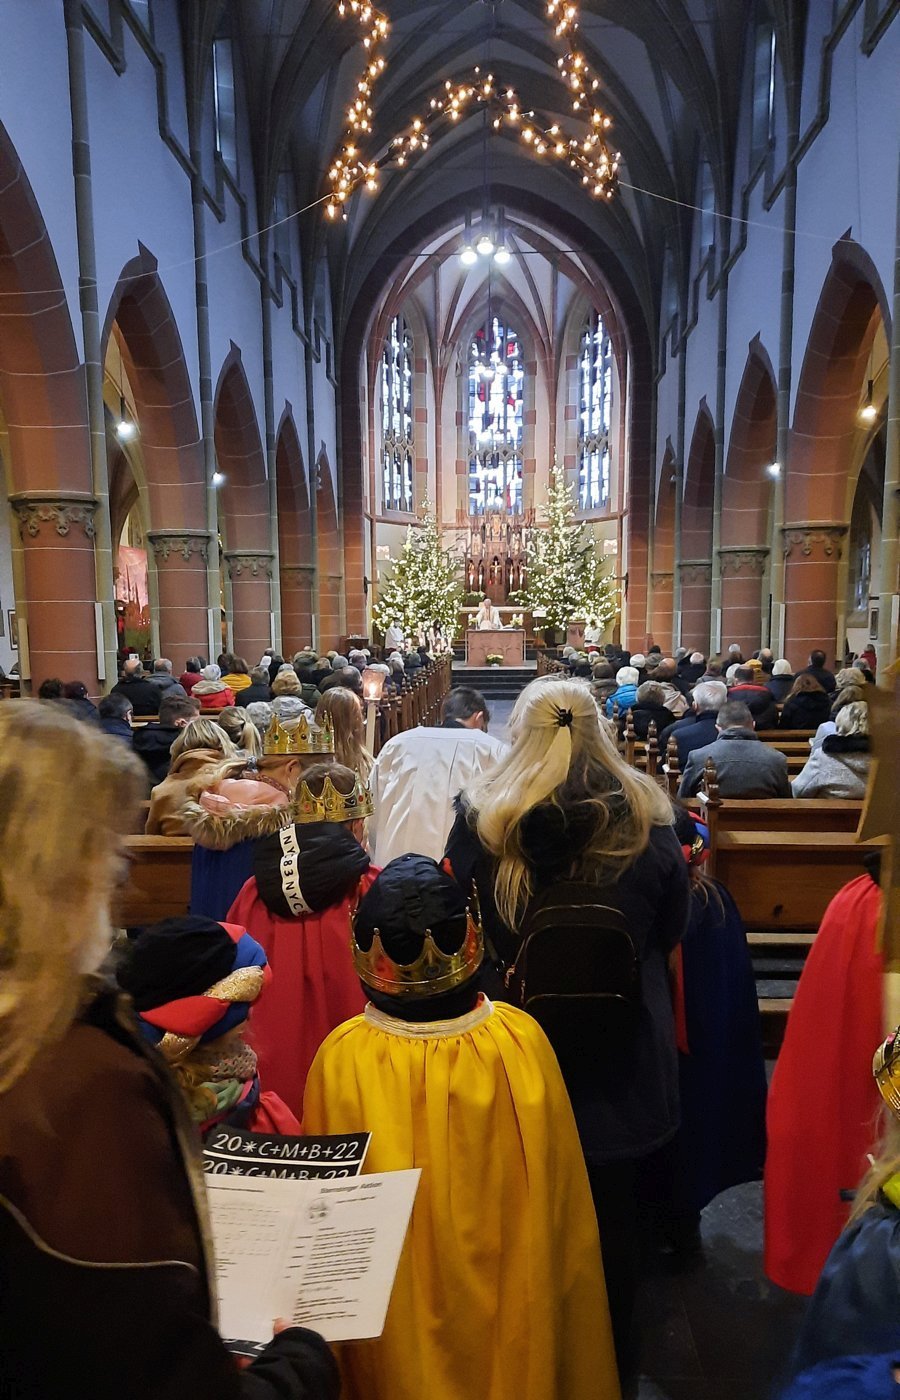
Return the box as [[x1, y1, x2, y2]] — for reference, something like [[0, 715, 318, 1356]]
[[207, 1169, 419, 1345]]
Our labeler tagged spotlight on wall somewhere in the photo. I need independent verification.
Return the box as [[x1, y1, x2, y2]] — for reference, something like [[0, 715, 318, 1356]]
[[859, 379, 878, 424], [212, 471, 226, 487], [115, 395, 136, 441], [766, 461, 781, 478]]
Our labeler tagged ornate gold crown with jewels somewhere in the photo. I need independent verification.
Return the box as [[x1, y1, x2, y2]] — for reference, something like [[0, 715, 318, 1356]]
[[351, 892, 484, 998], [262, 711, 334, 756], [874, 1026, 900, 1118], [294, 772, 374, 824]]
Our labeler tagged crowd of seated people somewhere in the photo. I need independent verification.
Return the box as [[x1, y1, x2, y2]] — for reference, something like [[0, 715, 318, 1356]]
[[1, 627, 890, 1398]]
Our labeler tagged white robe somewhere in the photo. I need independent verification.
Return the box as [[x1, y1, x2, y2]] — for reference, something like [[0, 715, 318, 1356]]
[[385, 625, 405, 651], [368, 726, 507, 868], [475, 606, 502, 630]]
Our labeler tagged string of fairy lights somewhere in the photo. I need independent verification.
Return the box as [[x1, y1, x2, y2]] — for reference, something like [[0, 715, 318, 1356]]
[[325, 0, 620, 220]]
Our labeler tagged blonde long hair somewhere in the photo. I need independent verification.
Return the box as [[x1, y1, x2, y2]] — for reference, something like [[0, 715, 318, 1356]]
[[465, 677, 672, 928], [315, 688, 373, 780], [0, 702, 144, 1092], [170, 717, 239, 764], [217, 706, 263, 758]]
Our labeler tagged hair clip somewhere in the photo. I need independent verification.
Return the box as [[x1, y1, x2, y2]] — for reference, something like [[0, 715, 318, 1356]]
[[556, 708, 574, 728]]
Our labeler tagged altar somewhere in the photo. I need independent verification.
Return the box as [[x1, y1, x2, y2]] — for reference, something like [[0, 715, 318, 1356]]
[[465, 629, 526, 667]]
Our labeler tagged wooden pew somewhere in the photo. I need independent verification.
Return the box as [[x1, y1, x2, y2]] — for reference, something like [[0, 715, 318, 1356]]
[[715, 830, 879, 930], [116, 835, 193, 926], [687, 796, 862, 835]]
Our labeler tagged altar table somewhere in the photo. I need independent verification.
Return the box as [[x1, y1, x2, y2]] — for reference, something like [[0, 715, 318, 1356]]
[[465, 629, 526, 666]]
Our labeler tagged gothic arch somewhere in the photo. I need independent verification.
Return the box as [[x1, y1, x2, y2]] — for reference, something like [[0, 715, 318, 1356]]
[[0, 120, 96, 686], [722, 347, 777, 657], [275, 409, 313, 654], [681, 405, 715, 652], [213, 352, 271, 661], [649, 448, 676, 648]]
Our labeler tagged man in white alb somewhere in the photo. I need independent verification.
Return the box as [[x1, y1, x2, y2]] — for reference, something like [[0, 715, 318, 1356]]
[[368, 687, 507, 868], [384, 619, 405, 653], [475, 597, 502, 629]]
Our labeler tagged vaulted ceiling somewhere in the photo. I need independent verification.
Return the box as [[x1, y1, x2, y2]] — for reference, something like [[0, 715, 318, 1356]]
[[194, 1, 809, 350]]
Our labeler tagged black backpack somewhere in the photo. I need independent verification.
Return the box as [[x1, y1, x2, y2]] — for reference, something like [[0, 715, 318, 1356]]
[[505, 882, 641, 1082]]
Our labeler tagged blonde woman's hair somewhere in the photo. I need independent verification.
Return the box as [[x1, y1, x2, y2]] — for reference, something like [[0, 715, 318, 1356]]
[[835, 700, 869, 737], [0, 702, 144, 1092], [217, 706, 263, 758], [170, 717, 239, 763], [850, 1113, 900, 1223], [315, 688, 373, 780], [464, 677, 673, 928]]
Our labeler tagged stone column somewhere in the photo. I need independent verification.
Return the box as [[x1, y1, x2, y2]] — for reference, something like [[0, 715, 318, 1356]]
[[649, 571, 674, 650], [280, 563, 315, 658], [224, 551, 274, 663], [782, 523, 849, 665], [719, 547, 769, 659], [9, 492, 99, 689], [678, 561, 712, 655], [147, 530, 213, 665]]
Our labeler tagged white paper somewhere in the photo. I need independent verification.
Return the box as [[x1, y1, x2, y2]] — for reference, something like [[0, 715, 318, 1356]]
[[207, 1169, 420, 1345]]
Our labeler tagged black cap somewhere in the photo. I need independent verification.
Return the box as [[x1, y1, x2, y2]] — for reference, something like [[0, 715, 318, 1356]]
[[118, 917, 235, 1012], [355, 854, 469, 963]]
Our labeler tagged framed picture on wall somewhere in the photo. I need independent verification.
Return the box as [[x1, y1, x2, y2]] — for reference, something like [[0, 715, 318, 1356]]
[[870, 608, 879, 641], [8, 612, 17, 649]]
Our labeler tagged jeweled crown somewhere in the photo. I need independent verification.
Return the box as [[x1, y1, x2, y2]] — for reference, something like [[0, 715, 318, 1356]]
[[294, 772, 374, 824], [351, 899, 484, 998], [262, 712, 334, 756]]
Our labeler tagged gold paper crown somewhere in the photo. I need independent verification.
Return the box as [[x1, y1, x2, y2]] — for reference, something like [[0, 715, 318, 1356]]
[[262, 712, 334, 756], [294, 772, 374, 824], [874, 1026, 900, 1118], [351, 895, 483, 998]]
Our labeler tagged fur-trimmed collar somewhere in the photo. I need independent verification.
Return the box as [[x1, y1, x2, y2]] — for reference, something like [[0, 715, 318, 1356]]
[[181, 800, 292, 851]]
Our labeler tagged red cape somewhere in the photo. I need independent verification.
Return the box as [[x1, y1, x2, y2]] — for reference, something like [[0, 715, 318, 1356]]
[[227, 871, 376, 1119], [764, 873, 883, 1294]]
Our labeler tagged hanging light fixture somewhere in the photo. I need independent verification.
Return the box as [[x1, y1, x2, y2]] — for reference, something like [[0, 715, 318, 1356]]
[[115, 394, 136, 441], [859, 379, 878, 424], [459, 210, 477, 266]]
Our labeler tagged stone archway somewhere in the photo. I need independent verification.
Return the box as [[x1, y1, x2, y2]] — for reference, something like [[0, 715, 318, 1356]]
[[103, 255, 209, 663], [276, 411, 314, 655], [213, 353, 272, 663], [0, 122, 98, 688], [785, 245, 889, 662], [722, 349, 776, 658], [316, 448, 343, 647], [649, 453, 676, 648], [681, 406, 715, 654]]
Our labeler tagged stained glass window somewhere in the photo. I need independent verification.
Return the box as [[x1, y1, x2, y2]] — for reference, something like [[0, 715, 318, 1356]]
[[381, 316, 414, 513], [468, 315, 524, 515], [578, 312, 612, 511]]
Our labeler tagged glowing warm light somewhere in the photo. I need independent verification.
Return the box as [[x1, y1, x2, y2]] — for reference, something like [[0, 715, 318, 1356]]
[[859, 403, 878, 424], [212, 471, 226, 486], [493, 244, 511, 265], [476, 232, 496, 256], [459, 245, 478, 266], [766, 462, 781, 478], [116, 418, 136, 441]]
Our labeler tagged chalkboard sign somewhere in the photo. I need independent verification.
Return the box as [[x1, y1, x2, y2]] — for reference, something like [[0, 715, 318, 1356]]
[[203, 1127, 370, 1179]]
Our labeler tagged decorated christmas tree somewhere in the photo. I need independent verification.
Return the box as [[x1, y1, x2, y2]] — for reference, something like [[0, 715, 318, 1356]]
[[515, 463, 617, 631], [373, 504, 464, 641]]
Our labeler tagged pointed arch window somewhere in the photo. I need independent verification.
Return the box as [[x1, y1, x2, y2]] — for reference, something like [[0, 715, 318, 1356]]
[[578, 311, 612, 510], [381, 315, 414, 513], [468, 315, 524, 515]]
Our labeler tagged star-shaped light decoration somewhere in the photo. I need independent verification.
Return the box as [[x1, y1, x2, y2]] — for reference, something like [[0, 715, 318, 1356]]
[[858, 672, 900, 968]]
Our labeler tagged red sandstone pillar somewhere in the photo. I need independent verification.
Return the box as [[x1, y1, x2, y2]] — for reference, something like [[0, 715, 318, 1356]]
[[649, 570, 674, 650], [147, 531, 213, 667], [719, 548, 768, 660], [280, 564, 315, 657], [9, 493, 101, 691], [225, 551, 273, 664], [678, 562, 712, 655], [783, 524, 847, 666]]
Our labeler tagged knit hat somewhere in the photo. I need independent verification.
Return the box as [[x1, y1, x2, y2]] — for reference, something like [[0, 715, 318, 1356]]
[[118, 917, 270, 1062], [200, 664, 222, 682], [255, 823, 370, 917], [630, 653, 646, 668], [773, 659, 792, 676]]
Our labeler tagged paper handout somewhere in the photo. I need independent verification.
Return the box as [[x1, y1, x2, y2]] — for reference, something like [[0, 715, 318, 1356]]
[[207, 1168, 420, 1345]]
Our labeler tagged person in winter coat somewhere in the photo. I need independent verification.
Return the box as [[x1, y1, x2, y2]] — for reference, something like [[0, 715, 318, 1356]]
[[0, 700, 339, 1400], [146, 659, 188, 700], [728, 667, 779, 730], [145, 719, 240, 835], [679, 702, 792, 799], [98, 692, 135, 745], [191, 663, 236, 710], [118, 916, 299, 1136], [648, 659, 690, 716], [627, 681, 674, 740], [779, 674, 833, 731], [765, 659, 795, 704], [605, 664, 639, 718], [235, 666, 272, 706], [220, 654, 252, 696], [228, 763, 376, 1116], [133, 694, 201, 786], [765, 857, 883, 1295], [792, 702, 872, 799], [58, 679, 101, 724], [445, 676, 690, 1378], [658, 681, 727, 768], [178, 656, 206, 694], [183, 712, 335, 920], [109, 658, 164, 717]]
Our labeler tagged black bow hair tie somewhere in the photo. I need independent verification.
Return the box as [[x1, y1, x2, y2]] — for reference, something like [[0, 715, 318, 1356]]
[[555, 708, 574, 728]]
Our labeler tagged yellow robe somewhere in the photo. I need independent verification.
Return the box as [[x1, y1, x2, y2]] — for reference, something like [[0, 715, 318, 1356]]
[[302, 997, 620, 1400]]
